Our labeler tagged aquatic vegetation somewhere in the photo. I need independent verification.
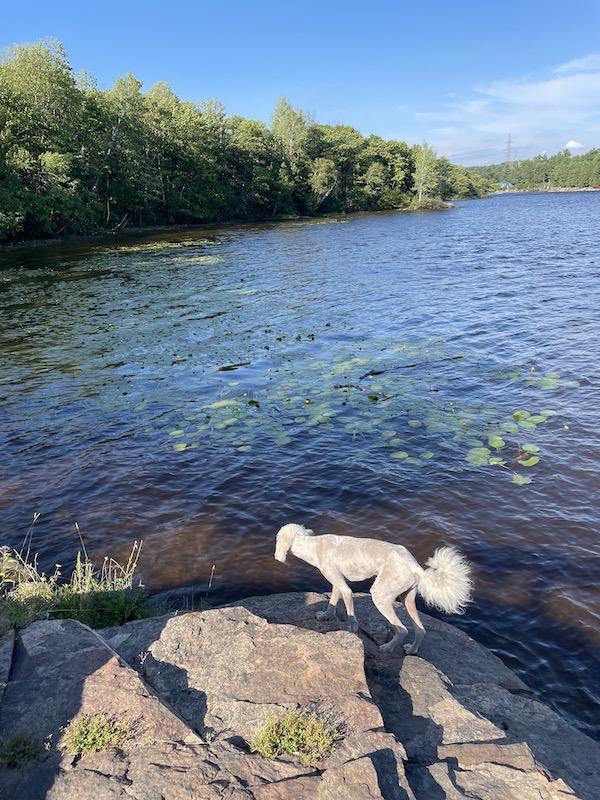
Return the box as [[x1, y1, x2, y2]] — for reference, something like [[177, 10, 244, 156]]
[[112, 238, 216, 255], [158, 333, 577, 487]]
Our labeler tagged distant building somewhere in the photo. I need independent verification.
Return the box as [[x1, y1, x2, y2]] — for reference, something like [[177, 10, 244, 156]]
[[500, 182, 513, 189]]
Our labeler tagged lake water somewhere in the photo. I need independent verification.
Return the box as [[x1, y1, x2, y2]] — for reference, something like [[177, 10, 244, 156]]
[[1, 192, 599, 740]]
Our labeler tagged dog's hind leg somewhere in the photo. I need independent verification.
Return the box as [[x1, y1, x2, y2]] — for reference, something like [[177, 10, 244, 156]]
[[370, 579, 409, 653], [316, 585, 340, 621], [403, 586, 426, 655]]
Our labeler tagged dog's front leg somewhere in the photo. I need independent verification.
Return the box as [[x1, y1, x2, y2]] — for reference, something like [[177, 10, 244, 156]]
[[339, 584, 358, 632], [316, 586, 340, 622]]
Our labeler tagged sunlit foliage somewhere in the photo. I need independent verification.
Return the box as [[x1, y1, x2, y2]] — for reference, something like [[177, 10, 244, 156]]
[[0, 38, 488, 243]]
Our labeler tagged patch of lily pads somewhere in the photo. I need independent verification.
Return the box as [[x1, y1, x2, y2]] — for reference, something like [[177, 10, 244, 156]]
[[161, 333, 577, 488], [463, 411, 556, 484], [112, 238, 217, 255]]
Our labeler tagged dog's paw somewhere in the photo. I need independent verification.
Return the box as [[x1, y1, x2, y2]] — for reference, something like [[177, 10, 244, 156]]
[[379, 641, 396, 653], [346, 616, 359, 633], [403, 642, 419, 655]]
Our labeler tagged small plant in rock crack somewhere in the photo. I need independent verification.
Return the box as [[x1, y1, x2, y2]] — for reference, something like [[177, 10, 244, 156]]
[[0, 729, 42, 768], [251, 705, 344, 766], [201, 728, 215, 744], [63, 714, 132, 755]]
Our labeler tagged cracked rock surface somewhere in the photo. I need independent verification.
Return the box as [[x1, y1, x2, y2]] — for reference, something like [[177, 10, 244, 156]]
[[0, 592, 598, 799]]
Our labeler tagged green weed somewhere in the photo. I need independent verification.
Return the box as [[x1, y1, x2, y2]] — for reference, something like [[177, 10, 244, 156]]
[[251, 706, 344, 766], [63, 714, 131, 755], [0, 534, 156, 629], [0, 729, 42, 768]]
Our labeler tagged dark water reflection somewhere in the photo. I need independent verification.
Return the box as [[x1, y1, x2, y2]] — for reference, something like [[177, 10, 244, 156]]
[[1, 194, 599, 739]]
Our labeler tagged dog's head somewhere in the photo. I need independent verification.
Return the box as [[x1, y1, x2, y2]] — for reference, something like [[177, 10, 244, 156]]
[[274, 523, 312, 563]]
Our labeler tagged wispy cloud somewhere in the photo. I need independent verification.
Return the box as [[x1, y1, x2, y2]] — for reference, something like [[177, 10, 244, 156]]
[[554, 54, 600, 74], [420, 53, 600, 165]]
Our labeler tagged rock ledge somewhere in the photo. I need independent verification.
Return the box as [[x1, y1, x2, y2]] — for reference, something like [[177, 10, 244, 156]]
[[0, 591, 598, 799]]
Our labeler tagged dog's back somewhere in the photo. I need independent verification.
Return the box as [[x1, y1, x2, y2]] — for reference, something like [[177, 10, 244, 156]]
[[312, 534, 421, 583]]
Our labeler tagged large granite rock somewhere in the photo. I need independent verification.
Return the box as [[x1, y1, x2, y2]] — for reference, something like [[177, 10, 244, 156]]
[[236, 592, 600, 800], [0, 591, 598, 799]]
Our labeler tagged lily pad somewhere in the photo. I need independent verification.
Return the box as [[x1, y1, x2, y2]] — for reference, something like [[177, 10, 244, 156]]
[[517, 420, 537, 431], [538, 378, 560, 390], [488, 435, 506, 449], [512, 473, 533, 485], [518, 455, 540, 467], [466, 447, 491, 466], [206, 398, 241, 409]]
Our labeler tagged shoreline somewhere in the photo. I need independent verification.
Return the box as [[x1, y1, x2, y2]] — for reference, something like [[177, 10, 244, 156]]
[[493, 185, 600, 195], [2, 187, 598, 254], [0, 204, 451, 256]]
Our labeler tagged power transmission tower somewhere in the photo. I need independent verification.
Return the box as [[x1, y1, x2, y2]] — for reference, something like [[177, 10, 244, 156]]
[[505, 134, 515, 167]]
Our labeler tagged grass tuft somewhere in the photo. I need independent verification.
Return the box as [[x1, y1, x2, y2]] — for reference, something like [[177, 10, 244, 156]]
[[0, 535, 155, 629], [0, 729, 42, 768], [63, 714, 131, 755], [251, 705, 344, 766]]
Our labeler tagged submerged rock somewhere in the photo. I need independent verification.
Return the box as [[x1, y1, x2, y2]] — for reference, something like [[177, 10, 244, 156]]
[[0, 591, 597, 799]]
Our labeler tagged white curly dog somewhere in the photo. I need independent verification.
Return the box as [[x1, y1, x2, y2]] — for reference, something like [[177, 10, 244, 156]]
[[275, 523, 473, 654]]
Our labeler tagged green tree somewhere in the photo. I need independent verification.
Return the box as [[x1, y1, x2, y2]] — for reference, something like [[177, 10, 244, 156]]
[[357, 136, 413, 209], [412, 141, 441, 207], [229, 117, 280, 217], [306, 124, 366, 211], [94, 73, 148, 226], [0, 38, 87, 237], [0, 37, 491, 244], [270, 97, 312, 171], [270, 97, 313, 213], [309, 157, 339, 211]]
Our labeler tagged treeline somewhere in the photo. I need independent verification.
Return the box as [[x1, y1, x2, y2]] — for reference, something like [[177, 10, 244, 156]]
[[0, 39, 487, 244], [468, 148, 600, 191]]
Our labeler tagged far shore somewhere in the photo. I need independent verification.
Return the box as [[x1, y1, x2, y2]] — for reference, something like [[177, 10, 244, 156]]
[[2, 188, 598, 256], [494, 185, 600, 194]]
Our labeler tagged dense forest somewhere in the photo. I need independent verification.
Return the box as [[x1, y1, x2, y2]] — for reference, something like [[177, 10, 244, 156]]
[[468, 149, 600, 191], [0, 39, 488, 243]]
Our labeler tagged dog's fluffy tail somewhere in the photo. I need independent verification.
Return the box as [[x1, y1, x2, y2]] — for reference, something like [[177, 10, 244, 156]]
[[417, 546, 473, 615]]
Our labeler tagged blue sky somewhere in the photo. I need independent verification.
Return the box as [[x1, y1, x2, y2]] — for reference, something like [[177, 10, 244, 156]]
[[3, 0, 600, 165]]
